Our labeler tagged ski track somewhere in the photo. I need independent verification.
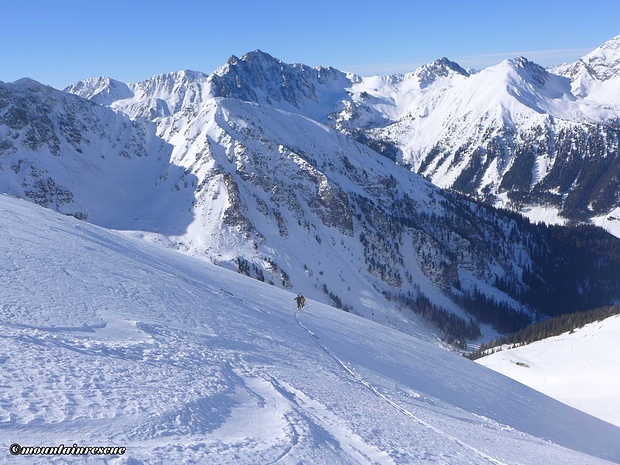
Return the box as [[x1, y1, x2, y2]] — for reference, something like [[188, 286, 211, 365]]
[[259, 371, 395, 465], [295, 309, 509, 465]]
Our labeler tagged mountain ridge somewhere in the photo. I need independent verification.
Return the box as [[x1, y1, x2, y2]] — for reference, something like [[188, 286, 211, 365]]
[[3, 75, 620, 343], [62, 38, 620, 238]]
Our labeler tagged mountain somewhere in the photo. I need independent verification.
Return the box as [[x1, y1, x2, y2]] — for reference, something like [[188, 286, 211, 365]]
[[552, 35, 620, 103], [63, 76, 134, 105], [67, 41, 620, 239], [3, 72, 619, 343], [363, 55, 620, 234], [0, 77, 193, 231], [66, 70, 209, 120], [1, 193, 619, 464], [477, 313, 620, 428]]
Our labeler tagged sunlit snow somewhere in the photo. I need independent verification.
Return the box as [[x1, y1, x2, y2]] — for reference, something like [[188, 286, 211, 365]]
[[1, 195, 619, 464], [478, 315, 620, 428]]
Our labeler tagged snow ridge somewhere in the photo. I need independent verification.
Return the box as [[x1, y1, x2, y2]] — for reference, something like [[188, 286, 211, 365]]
[[66, 37, 620, 236]]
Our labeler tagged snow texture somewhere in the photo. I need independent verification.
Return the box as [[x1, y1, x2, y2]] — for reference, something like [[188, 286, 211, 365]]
[[0, 194, 619, 464], [64, 39, 620, 238], [478, 315, 620, 428]]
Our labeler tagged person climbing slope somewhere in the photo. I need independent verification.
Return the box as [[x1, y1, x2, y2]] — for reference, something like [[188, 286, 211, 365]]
[[294, 293, 305, 310]]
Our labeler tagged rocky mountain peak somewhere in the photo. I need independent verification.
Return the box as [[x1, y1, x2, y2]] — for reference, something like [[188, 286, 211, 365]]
[[551, 35, 620, 96], [504, 56, 551, 88], [579, 34, 620, 81], [64, 76, 134, 105], [409, 57, 470, 88], [208, 49, 351, 121]]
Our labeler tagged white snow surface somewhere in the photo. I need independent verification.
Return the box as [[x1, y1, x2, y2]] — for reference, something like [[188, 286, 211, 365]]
[[477, 315, 620, 429], [553, 35, 620, 105], [1, 194, 619, 464], [591, 207, 620, 238]]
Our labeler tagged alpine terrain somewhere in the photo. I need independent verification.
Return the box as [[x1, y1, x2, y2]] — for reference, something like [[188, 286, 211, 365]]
[[348, 36, 620, 237], [478, 313, 620, 428], [2, 29, 620, 465], [0, 194, 618, 464], [2, 40, 620, 344]]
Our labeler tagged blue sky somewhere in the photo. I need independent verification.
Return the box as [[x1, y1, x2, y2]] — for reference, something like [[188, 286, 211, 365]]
[[2, 0, 619, 90]]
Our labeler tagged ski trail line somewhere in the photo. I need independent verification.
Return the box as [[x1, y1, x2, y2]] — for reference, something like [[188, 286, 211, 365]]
[[295, 310, 509, 465]]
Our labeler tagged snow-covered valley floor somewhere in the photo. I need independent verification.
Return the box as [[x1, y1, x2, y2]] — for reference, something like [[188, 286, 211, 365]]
[[1, 194, 619, 464], [477, 314, 620, 429]]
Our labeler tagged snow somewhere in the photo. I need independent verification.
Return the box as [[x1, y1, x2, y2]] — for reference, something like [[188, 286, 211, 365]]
[[553, 35, 620, 106], [591, 207, 620, 238], [520, 204, 567, 226], [63, 41, 620, 239], [477, 315, 620, 429], [1, 194, 619, 464]]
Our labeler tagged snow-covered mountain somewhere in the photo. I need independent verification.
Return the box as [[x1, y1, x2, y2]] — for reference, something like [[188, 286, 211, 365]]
[[64, 76, 134, 105], [0, 78, 193, 231], [5, 73, 620, 343], [366, 55, 620, 234], [477, 313, 620, 428], [65, 39, 620, 239], [552, 35, 620, 104], [1, 193, 619, 464], [65, 70, 209, 120], [67, 40, 620, 237]]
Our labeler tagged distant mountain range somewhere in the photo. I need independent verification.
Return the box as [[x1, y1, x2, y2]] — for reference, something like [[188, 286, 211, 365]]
[[2, 36, 620, 342], [67, 37, 620, 236]]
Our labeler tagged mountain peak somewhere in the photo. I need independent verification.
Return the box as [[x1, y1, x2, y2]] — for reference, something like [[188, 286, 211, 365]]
[[12, 77, 53, 93], [507, 56, 545, 71], [65, 76, 133, 105], [498, 56, 551, 88], [598, 34, 620, 51], [240, 49, 279, 63], [552, 35, 620, 85], [408, 57, 469, 88], [133, 69, 208, 91], [223, 50, 282, 71], [14, 77, 44, 86], [580, 35, 620, 81], [209, 51, 351, 119]]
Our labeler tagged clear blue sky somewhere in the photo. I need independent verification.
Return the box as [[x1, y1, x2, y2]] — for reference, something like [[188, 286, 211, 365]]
[[2, 0, 619, 90]]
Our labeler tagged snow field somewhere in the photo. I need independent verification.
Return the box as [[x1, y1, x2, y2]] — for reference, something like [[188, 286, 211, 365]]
[[478, 314, 620, 428], [0, 195, 619, 464]]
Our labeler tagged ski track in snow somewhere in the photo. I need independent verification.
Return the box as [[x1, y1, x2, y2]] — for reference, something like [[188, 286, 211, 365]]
[[295, 310, 508, 465]]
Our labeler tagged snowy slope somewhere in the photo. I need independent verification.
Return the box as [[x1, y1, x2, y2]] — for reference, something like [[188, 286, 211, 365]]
[[477, 315, 620, 428], [0, 78, 193, 231], [65, 70, 209, 120], [64, 76, 134, 106], [0, 194, 619, 464], [553, 35, 620, 104], [373, 57, 620, 220]]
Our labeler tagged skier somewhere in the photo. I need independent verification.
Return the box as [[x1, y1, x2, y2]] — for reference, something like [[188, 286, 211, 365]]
[[294, 293, 305, 310]]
